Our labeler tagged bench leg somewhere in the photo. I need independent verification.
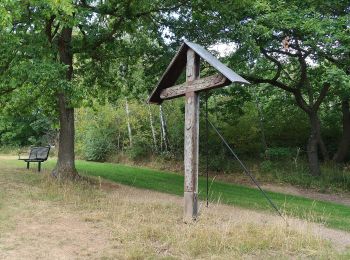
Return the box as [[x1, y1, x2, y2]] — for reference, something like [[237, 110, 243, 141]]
[[38, 162, 41, 172], [27, 162, 30, 169]]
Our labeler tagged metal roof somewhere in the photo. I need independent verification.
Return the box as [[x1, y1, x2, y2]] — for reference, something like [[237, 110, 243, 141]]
[[148, 41, 250, 104]]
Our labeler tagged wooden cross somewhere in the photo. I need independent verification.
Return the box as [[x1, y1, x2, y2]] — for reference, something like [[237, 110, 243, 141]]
[[148, 41, 249, 222]]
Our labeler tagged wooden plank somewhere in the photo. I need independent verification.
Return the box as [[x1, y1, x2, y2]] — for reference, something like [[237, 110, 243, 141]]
[[160, 74, 227, 100], [183, 49, 200, 222], [148, 43, 189, 104]]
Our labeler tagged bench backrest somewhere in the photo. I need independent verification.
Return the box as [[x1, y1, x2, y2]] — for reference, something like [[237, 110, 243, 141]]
[[29, 146, 50, 160]]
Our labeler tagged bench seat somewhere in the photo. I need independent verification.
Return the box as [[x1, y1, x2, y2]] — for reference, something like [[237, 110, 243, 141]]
[[18, 146, 51, 172]]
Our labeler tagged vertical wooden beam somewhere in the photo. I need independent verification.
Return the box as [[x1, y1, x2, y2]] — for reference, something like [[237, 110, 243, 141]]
[[184, 49, 200, 222]]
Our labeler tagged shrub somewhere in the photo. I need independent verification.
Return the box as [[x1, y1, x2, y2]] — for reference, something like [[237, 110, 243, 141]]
[[260, 160, 275, 173], [126, 143, 149, 161], [126, 135, 153, 161], [84, 126, 116, 162], [265, 147, 297, 160]]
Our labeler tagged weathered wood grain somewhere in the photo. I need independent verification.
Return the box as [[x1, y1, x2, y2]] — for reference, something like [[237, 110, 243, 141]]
[[183, 49, 200, 222], [160, 74, 227, 100]]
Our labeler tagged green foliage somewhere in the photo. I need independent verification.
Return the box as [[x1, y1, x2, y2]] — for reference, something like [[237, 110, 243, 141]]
[[76, 104, 118, 162], [0, 0, 349, 179], [169, 0, 350, 173], [76, 101, 156, 162], [259, 160, 275, 173], [265, 147, 298, 160], [84, 127, 117, 162], [0, 111, 55, 146], [126, 140, 149, 161], [224, 102, 262, 155]]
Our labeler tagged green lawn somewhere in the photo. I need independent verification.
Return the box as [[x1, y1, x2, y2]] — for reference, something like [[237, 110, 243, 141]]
[[12, 158, 350, 232]]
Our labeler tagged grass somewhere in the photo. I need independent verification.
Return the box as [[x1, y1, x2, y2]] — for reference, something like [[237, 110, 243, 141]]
[[78, 161, 350, 231], [1, 157, 350, 259], [13, 158, 346, 232], [257, 159, 350, 192]]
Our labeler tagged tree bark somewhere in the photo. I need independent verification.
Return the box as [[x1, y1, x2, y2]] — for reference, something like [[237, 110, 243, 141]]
[[159, 105, 170, 152], [125, 99, 133, 147], [318, 134, 330, 161], [307, 111, 322, 176], [333, 99, 350, 162], [148, 104, 157, 151], [52, 27, 78, 179]]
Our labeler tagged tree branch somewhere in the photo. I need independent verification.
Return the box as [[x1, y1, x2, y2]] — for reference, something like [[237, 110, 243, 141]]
[[287, 35, 311, 56], [89, 16, 125, 50], [295, 48, 308, 90], [260, 47, 282, 81], [243, 74, 296, 93], [52, 22, 60, 41], [0, 87, 16, 95], [243, 74, 311, 113], [78, 0, 187, 17], [133, 1, 188, 18], [294, 89, 311, 113], [45, 15, 56, 43], [266, 48, 299, 57], [313, 83, 331, 110], [0, 55, 16, 73]]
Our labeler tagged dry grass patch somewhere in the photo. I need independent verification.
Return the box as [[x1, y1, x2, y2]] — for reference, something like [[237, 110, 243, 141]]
[[0, 164, 349, 259]]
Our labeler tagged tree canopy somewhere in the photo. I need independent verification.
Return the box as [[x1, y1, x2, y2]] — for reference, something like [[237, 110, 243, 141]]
[[0, 0, 349, 178]]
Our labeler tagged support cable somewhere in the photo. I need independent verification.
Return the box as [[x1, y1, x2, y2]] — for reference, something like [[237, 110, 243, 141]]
[[207, 119, 286, 222], [205, 93, 209, 207]]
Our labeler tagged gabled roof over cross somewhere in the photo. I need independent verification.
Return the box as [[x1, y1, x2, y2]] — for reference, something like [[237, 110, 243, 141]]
[[148, 40, 249, 104]]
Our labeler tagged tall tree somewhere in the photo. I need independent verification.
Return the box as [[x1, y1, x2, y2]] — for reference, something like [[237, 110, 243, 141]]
[[170, 0, 349, 175], [0, 0, 188, 178]]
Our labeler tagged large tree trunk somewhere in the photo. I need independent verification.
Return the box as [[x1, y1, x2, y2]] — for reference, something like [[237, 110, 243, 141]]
[[52, 27, 78, 179], [318, 136, 329, 161], [315, 116, 329, 161], [333, 99, 350, 162], [307, 111, 322, 176]]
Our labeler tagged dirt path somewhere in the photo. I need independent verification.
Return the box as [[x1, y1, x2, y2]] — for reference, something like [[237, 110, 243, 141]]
[[261, 183, 350, 206], [214, 174, 350, 206], [0, 202, 120, 259], [1, 179, 349, 259], [1, 158, 349, 258]]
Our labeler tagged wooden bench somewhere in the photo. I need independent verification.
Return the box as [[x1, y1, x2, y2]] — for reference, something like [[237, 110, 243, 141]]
[[18, 146, 51, 172]]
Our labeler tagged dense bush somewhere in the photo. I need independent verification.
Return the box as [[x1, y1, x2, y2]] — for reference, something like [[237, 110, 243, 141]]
[[0, 112, 55, 146], [84, 126, 117, 162], [126, 136, 152, 161], [76, 105, 119, 162], [72, 91, 346, 167], [265, 147, 298, 160]]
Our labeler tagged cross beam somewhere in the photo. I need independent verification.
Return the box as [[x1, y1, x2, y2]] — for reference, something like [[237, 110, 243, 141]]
[[148, 41, 249, 222], [160, 74, 227, 100]]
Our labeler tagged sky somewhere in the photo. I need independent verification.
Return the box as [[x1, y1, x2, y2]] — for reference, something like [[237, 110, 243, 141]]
[[209, 42, 237, 57]]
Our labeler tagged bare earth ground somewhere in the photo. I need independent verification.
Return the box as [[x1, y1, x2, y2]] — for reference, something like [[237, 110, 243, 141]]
[[0, 158, 350, 259], [211, 172, 350, 207], [261, 183, 350, 206]]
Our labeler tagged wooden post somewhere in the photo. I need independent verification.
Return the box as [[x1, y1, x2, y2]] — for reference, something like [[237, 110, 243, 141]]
[[147, 41, 249, 222], [184, 49, 200, 222]]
